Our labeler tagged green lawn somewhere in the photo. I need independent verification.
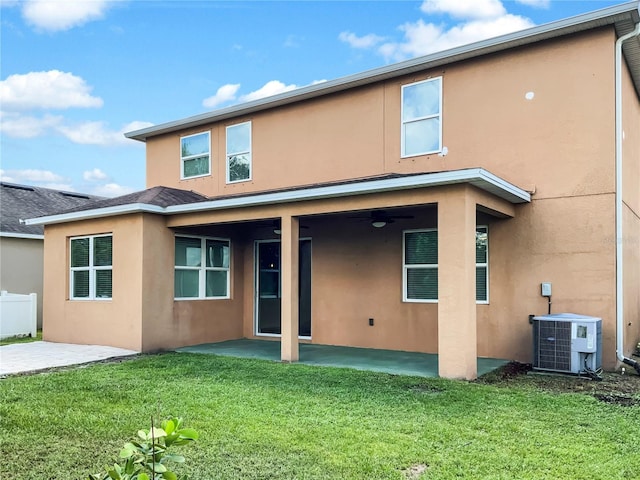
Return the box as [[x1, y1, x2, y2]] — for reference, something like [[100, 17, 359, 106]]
[[0, 330, 42, 346], [0, 353, 638, 479]]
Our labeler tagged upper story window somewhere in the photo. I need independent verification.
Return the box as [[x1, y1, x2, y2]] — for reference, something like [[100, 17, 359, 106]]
[[181, 132, 210, 179], [226, 121, 251, 183], [70, 234, 112, 300], [174, 235, 231, 300], [401, 77, 442, 157]]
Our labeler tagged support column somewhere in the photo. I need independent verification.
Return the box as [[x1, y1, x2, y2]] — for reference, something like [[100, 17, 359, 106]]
[[280, 215, 300, 362], [438, 187, 477, 380]]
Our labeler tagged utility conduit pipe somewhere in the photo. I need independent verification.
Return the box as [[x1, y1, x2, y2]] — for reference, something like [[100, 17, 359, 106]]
[[615, 18, 640, 374]]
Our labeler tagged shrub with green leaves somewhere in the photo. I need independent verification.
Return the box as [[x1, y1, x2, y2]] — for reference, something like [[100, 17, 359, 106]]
[[87, 417, 198, 480]]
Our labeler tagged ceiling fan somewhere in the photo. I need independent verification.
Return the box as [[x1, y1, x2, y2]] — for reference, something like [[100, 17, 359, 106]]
[[348, 210, 414, 228]]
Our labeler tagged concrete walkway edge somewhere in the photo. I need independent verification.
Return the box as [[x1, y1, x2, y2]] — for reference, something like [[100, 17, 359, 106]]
[[0, 341, 138, 376]]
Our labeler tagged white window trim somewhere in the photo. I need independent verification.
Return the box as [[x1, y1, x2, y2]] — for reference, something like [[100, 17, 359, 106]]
[[69, 234, 112, 301], [174, 235, 231, 300], [180, 131, 211, 180], [401, 77, 443, 158], [402, 228, 438, 304], [476, 225, 489, 304], [402, 226, 489, 304], [226, 121, 252, 184]]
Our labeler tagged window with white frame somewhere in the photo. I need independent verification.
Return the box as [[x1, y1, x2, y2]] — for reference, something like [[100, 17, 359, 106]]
[[181, 132, 210, 179], [401, 77, 442, 157], [70, 234, 112, 300], [226, 121, 251, 183], [174, 236, 230, 299], [476, 226, 489, 303], [403, 229, 438, 302], [403, 226, 489, 302]]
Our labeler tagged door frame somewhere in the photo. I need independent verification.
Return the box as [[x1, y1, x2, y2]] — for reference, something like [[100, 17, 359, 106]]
[[254, 238, 312, 340]]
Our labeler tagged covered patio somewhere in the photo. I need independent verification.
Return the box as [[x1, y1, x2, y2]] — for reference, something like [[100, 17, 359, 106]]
[[176, 339, 509, 378]]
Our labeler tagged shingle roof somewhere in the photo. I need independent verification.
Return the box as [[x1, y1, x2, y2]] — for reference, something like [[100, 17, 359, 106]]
[[0, 183, 103, 237], [43, 185, 210, 215]]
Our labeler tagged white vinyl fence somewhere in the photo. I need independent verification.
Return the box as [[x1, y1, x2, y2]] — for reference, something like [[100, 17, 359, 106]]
[[0, 291, 37, 340]]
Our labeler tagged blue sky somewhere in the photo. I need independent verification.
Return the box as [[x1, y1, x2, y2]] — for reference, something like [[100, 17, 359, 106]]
[[0, 0, 630, 197]]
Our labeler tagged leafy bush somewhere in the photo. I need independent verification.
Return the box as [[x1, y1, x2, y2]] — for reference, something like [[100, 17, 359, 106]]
[[87, 417, 198, 480]]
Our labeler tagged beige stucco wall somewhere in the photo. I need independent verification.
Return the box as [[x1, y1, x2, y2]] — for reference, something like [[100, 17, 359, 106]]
[[140, 217, 245, 352], [145, 27, 623, 367], [43, 216, 145, 350], [622, 55, 640, 359], [147, 28, 615, 203], [0, 236, 44, 328], [41, 26, 638, 371]]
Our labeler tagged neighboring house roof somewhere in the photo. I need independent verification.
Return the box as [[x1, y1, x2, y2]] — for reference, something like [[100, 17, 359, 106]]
[[126, 1, 640, 142], [0, 182, 103, 238], [25, 168, 531, 227]]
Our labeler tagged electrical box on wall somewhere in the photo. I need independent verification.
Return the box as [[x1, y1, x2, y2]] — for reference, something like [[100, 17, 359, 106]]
[[541, 282, 552, 297]]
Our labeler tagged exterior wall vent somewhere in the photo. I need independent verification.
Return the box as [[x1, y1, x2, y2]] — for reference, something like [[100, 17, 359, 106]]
[[532, 313, 602, 375]]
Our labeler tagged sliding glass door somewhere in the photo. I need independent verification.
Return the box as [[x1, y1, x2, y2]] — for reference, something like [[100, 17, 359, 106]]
[[255, 239, 311, 338]]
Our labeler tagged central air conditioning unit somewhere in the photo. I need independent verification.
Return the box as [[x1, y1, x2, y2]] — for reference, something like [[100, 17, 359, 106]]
[[532, 313, 602, 375]]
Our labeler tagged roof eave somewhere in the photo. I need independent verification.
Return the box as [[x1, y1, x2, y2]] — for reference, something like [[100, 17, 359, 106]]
[[23, 168, 530, 227], [125, 1, 640, 142], [24, 203, 165, 226]]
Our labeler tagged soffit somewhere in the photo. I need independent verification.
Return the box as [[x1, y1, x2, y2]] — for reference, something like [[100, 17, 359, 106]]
[[24, 168, 530, 226]]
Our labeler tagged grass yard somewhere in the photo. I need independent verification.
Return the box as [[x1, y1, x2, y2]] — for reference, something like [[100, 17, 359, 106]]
[[0, 330, 42, 346], [1, 353, 639, 479]]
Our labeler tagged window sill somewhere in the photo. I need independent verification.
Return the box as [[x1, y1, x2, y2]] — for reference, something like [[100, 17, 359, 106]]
[[174, 297, 230, 301]]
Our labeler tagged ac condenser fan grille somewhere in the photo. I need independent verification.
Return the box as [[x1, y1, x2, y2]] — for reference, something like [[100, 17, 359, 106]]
[[536, 321, 571, 371]]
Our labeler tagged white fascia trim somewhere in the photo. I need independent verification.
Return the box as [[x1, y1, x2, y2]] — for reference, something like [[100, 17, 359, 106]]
[[22, 169, 530, 226], [0, 232, 44, 240], [165, 168, 531, 215], [24, 203, 165, 226]]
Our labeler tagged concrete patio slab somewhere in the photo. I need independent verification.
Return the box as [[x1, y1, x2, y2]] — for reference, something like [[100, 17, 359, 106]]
[[0, 341, 138, 376], [177, 339, 509, 378]]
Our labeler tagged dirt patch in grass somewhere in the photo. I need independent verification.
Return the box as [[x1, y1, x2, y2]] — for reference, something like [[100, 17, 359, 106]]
[[402, 464, 428, 479], [478, 361, 640, 403]]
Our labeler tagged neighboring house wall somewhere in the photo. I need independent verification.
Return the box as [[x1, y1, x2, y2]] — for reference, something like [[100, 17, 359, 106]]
[[622, 56, 640, 359], [0, 236, 44, 328]]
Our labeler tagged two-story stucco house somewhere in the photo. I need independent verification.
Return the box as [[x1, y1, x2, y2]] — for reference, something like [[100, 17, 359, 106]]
[[27, 3, 640, 379]]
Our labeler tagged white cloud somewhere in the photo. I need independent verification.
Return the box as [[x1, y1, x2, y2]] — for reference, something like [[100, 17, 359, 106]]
[[0, 112, 63, 138], [0, 70, 103, 111], [380, 14, 534, 61], [83, 168, 108, 182], [239, 80, 298, 103], [56, 120, 153, 146], [91, 182, 135, 197], [421, 0, 506, 19], [0, 168, 68, 184], [343, 0, 534, 62], [203, 83, 241, 108], [338, 31, 385, 49], [22, 0, 113, 32], [202, 79, 327, 109], [515, 0, 550, 8]]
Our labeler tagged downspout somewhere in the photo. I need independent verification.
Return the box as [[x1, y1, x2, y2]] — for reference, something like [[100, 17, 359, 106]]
[[615, 20, 640, 373]]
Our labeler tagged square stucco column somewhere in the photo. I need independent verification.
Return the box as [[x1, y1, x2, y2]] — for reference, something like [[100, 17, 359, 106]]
[[438, 188, 477, 380], [281, 215, 300, 362]]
